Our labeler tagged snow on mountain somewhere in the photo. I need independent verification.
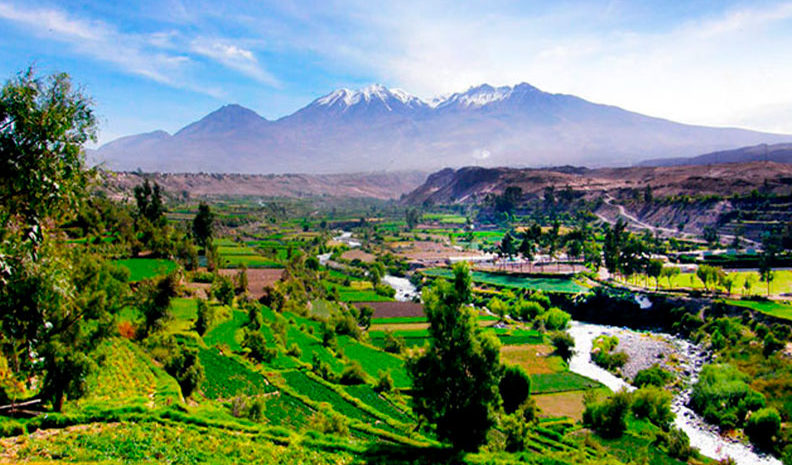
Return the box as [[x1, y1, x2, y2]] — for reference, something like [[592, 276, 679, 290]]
[[95, 82, 792, 174]]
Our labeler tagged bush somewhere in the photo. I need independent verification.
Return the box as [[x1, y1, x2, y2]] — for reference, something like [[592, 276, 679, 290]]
[[309, 407, 349, 437], [514, 300, 544, 321], [374, 370, 394, 393], [633, 364, 673, 388], [591, 335, 628, 372], [582, 389, 631, 438], [543, 307, 571, 331], [382, 330, 405, 354], [745, 407, 780, 448], [211, 274, 235, 306], [632, 386, 673, 428], [655, 427, 693, 460], [194, 299, 215, 336], [339, 361, 367, 385], [549, 331, 575, 363], [690, 363, 764, 429], [499, 365, 531, 414], [161, 341, 204, 398], [375, 283, 396, 298], [242, 331, 276, 363], [286, 343, 302, 358]]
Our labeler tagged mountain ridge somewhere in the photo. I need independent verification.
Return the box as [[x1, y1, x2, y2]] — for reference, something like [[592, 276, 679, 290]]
[[93, 82, 792, 174]]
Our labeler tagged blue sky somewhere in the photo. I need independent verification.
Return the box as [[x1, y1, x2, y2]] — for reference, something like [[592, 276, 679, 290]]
[[1, 0, 791, 144]]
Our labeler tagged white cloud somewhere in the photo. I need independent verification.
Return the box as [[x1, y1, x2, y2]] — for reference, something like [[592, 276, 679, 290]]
[[190, 38, 280, 86]]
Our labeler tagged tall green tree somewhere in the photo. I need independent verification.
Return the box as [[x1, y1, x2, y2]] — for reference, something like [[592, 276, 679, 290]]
[[134, 178, 165, 225], [407, 263, 502, 451], [192, 202, 215, 248], [0, 69, 129, 410]]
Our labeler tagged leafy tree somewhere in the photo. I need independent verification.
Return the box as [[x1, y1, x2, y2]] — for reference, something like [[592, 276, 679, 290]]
[[405, 208, 422, 231], [374, 370, 394, 393], [646, 259, 664, 290], [339, 361, 367, 385], [582, 240, 602, 271], [235, 265, 248, 295], [194, 299, 214, 336], [192, 202, 214, 248], [211, 274, 234, 306], [162, 340, 204, 398], [488, 297, 508, 323], [499, 365, 531, 414], [356, 304, 374, 330], [550, 331, 575, 363], [696, 265, 723, 293], [542, 307, 571, 331], [745, 407, 780, 449], [603, 219, 627, 275], [407, 262, 502, 451], [139, 272, 179, 338], [719, 272, 735, 295], [518, 235, 535, 270], [703, 226, 720, 247], [498, 232, 517, 262], [133, 178, 165, 225], [383, 330, 405, 354], [242, 330, 275, 363], [633, 364, 673, 388], [659, 266, 680, 289]]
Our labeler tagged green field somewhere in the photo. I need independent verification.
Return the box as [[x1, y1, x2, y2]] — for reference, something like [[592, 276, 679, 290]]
[[198, 347, 276, 399], [531, 372, 603, 394], [725, 298, 792, 321], [203, 309, 247, 350], [423, 269, 589, 294], [337, 336, 410, 388], [112, 258, 178, 282], [343, 385, 411, 423], [648, 269, 792, 296], [281, 370, 379, 424]]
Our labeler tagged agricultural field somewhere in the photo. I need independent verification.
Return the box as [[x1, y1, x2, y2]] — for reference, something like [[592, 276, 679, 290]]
[[725, 298, 792, 321], [530, 372, 603, 394], [500, 344, 565, 375], [198, 347, 276, 399], [647, 269, 792, 296], [112, 258, 178, 282], [337, 336, 410, 388], [423, 268, 589, 294]]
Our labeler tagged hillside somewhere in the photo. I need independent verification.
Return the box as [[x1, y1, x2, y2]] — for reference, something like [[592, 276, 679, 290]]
[[98, 170, 427, 200], [640, 142, 792, 167], [92, 83, 792, 174], [403, 162, 792, 238]]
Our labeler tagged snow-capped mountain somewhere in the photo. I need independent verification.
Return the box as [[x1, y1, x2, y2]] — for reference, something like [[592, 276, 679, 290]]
[[93, 82, 792, 174]]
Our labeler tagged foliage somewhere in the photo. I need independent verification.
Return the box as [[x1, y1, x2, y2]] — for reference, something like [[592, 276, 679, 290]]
[[633, 364, 673, 388], [745, 407, 780, 449], [582, 389, 632, 438], [631, 386, 673, 428], [542, 307, 571, 331], [192, 202, 215, 248], [407, 262, 502, 451], [591, 335, 628, 372], [690, 363, 765, 430], [242, 330, 276, 363], [339, 361, 367, 385], [138, 272, 179, 337], [211, 274, 235, 306], [549, 331, 575, 363], [499, 365, 531, 414], [133, 179, 165, 225], [374, 370, 394, 393], [154, 337, 204, 399], [194, 299, 215, 336]]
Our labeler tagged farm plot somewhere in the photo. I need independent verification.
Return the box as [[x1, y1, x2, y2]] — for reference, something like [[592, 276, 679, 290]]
[[218, 268, 284, 299], [501, 344, 565, 375], [203, 309, 246, 351], [337, 336, 410, 388], [286, 327, 345, 374], [281, 370, 379, 424], [324, 281, 394, 302], [198, 348, 276, 400], [725, 298, 792, 321], [423, 269, 589, 294], [343, 385, 411, 423], [112, 258, 178, 282], [80, 339, 160, 409], [261, 391, 315, 429], [353, 301, 423, 318], [531, 372, 603, 394]]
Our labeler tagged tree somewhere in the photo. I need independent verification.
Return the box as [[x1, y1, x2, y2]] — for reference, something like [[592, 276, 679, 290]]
[[550, 331, 575, 363], [582, 389, 632, 438], [194, 299, 214, 336], [192, 202, 214, 248], [703, 226, 720, 247], [603, 219, 627, 275], [133, 178, 165, 225], [659, 266, 680, 289], [407, 262, 502, 451], [498, 231, 517, 264], [139, 273, 179, 337], [518, 235, 535, 271], [499, 365, 531, 414], [745, 407, 780, 449], [696, 265, 722, 293], [646, 259, 664, 291], [0, 69, 137, 411], [583, 240, 602, 271], [405, 208, 422, 231], [718, 272, 735, 296], [759, 246, 776, 296]]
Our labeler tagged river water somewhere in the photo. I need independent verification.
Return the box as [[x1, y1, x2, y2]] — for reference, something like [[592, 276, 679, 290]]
[[567, 321, 781, 465]]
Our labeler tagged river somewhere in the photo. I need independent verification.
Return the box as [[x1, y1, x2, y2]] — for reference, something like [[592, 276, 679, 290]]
[[567, 321, 781, 465]]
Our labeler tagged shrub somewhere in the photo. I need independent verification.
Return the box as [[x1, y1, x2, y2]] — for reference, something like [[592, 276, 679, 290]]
[[632, 386, 673, 428], [499, 365, 531, 415], [375, 283, 396, 298], [242, 331, 276, 363], [339, 361, 367, 385], [194, 299, 215, 336], [543, 307, 571, 331], [374, 370, 394, 393], [549, 331, 575, 363], [309, 407, 349, 437], [382, 330, 405, 354], [582, 389, 631, 438], [211, 274, 235, 306], [162, 342, 204, 398], [690, 363, 764, 429], [286, 343, 302, 358], [655, 427, 693, 460], [745, 407, 780, 448], [514, 300, 544, 321], [633, 364, 673, 388]]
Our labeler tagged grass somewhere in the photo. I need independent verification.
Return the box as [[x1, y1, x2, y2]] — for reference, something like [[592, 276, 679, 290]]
[[500, 344, 565, 375], [648, 269, 792, 296], [370, 316, 428, 324], [79, 339, 160, 410], [533, 391, 589, 421], [423, 269, 589, 294], [281, 370, 378, 424], [343, 385, 411, 423], [337, 336, 410, 388], [203, 309, 246, 351], [112, 258, 177, 282], [198, 348, 277, 400], [261, 391, 315, 429], [222, 254, 283, 269], [531, 372, 603, 394], [725, 298, 792, 321]]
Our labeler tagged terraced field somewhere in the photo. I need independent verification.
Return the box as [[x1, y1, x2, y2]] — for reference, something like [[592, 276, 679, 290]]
[[198, 348, 276, 399], [112, 258, 178, 282], [423, 269, 589, 294]]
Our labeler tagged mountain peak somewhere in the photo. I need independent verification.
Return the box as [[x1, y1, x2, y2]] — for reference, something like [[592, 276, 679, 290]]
[[436, 83, 542, 109], [312, 84, 427, 111], [175, 104, 267, 137]]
